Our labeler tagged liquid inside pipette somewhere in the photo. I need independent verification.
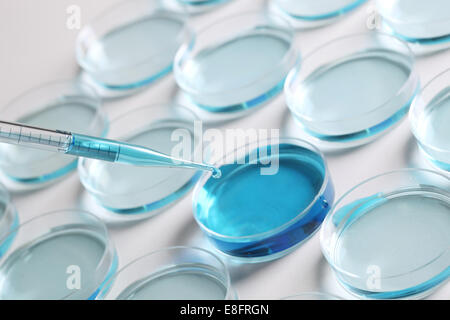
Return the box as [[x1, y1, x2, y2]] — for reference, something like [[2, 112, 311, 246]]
[[68, 133, 222, 178], [0, 120, 221, 178]]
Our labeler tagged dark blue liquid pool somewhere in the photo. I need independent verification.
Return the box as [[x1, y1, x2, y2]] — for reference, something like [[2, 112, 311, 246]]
[[194, 143, 334, 261]]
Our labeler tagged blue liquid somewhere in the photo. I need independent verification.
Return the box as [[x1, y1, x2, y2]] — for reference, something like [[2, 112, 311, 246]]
[[333, 188, 450, 299], [82, 15, 185, 89], [177, 29, 293, 112], [195, 143, 334, 260], [289, 51, 414, 140], [378, 0, 450, 42], [0, 99, 104, 184], [80, 121, 201, 214], [0, 229, 116, 300], [415, 90, 450, 171], [117, 266, 227, 300], [275, 0, 366, 20]]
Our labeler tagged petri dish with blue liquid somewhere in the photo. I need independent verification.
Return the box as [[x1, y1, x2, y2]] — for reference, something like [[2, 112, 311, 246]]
[[193, 137, 334, 262], [410, 69, 450, 172], [0, 210, 117, 300], [174, 12, 298, 115], [76, 0, 193, 90], [98, 246, 236, 300], [285, 32, 419, 148], [78, 104, 203, 221], [0, 184, 18, 258], [320, 169, 450, 300], [0, 80, 108, 191], [376, 0, 450, 53], [269, 0, 367, 29]]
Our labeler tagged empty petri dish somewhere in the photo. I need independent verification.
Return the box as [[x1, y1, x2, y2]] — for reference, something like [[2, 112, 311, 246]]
[[193, 138, 334, 262], [285, 32, 419, 148], [0, 80, 108, 190], [76, 0, 193, 90], [320, 169, 450, 300], [78, 104, 203, 221], [410, 69, 450, 172], [282, 292, 343, 300], [0, 184, 18, 258], [376, 0, 450, 52], [174, 12, 298, 114], [269, 0, 367, 29], [98, 246, 236, 300], [0, 209, 117, 300]]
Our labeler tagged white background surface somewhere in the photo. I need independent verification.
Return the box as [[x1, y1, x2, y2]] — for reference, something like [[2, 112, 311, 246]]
[[0, 0, 449, 299]]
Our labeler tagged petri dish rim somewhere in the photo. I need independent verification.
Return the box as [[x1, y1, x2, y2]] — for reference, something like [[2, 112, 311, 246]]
[[0, 209, 117, 300], [409, 68, 450, 156], [0, 184, 18, 256], [285, 32, 418, 126], [192, 137, 331, 241], [274, 0, 367, 21], [174, 10, 297, 98], [0, 79, 107, 167], [78, 104, 202, 200], [76, 0, 193, 75], [281, 292, 343, 300], [98, 246, 234, 300], [376, 0, 450, 25], [319, 168, 450, 281]]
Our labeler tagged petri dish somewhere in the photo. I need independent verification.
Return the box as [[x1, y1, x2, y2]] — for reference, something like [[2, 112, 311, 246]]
[[269, 0, 367, 29], [282, 292, 343, 300], [174, 12, 298, 114], [410, 69, 450, 172], [0, 209, 117, 300], [78, 104, 203, 221], [170, 0, 232, 14], [76, 0, 193, 90], [0, 184, 18, 258], [320, 169, 450, 300], [98, 246, 236, 300], [193, 138, 334, 263], [0, 80, 107, 190], [376, 0, 450, 52], [285, 32, 419, 148]]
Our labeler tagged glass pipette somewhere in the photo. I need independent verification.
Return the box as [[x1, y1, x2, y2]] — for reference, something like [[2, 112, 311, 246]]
[[0, 120, 221, 178]]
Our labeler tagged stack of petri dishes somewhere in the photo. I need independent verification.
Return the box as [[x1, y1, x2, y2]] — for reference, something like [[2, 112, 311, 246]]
[[0, 80, 108, 190], [285, 32, 419, 148], [320, 169, 450, 299], [0, 210, 117, 300], [193, 138, 334, 262], [376, 0, 450, 53]]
